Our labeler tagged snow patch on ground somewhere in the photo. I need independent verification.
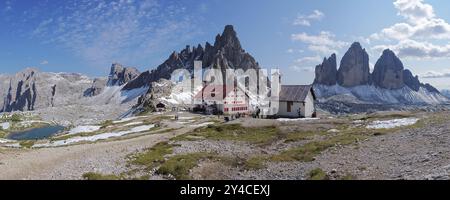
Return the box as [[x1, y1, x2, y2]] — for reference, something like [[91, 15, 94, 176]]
[[4, 143, 21, 148], [353, 120, 364, 124], [179, 117, 195, 120], [67, 125, 101, 135], [0, 138, 13, 144], [176, 120, 196, 124], [1, 122, 10, 130], [366, 118, 419, 129], [124, 122, 144, 126], [34, 125, 155, 148]]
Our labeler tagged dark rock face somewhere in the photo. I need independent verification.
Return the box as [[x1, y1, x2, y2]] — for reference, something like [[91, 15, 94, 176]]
[[337, 42, 371, 87], [403, 69, 421, 91], [107, 63, 140, 86], [0, 69, 95, 113], [134, 79, 175, 114], [314, 54, 337, 86], [2, 68, 38, 112], [50, 84, 56, 107], [314, 42, 445, 105], [123, 25, 260, 91], [84, 78, 107, 97], [422, 83, 440, 93], [372, 49, 405, 89], [123, 71, 153, 91]]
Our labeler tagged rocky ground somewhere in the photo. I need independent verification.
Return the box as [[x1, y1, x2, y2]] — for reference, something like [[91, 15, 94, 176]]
[[0, 110, 449, 180], [0, 112, 205, 179]]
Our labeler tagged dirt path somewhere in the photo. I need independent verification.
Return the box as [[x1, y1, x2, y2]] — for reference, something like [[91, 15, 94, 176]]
[[0, 126, 193, 180]]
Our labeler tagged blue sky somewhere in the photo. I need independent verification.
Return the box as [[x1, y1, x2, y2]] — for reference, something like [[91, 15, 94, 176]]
[[1, 0, 450, 89]]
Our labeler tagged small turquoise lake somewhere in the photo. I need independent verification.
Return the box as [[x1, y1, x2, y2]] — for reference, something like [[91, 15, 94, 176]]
[[7, 125, 65, 140]]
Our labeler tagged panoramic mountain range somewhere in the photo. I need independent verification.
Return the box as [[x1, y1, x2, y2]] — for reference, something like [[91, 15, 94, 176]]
[[0, 26, 448, 115], [130, 25, 264, 114], [313, 42, 448, 105], [0, 25, 262, 114]]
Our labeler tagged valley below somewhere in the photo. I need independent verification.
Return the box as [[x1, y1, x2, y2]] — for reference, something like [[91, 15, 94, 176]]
[[1, 109, 450, 180]]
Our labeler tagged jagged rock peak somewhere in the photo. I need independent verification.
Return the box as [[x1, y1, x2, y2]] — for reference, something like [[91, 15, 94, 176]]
[[314, 53, 337, 86], [123, 25, 260, 91], [337, 42, 371, 87], [214, 25, 242, 51], [423, 83, 440, 93], [403, 69, 421, 91], [372, 49, 405, 89], [107, 63, 140, 86], [84, 78, 107, 97]]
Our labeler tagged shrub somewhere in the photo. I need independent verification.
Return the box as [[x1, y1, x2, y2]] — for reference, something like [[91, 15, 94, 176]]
[[11, 114, 22, 122], [308, 168, 329, 180], [82, 172, 121, 180]]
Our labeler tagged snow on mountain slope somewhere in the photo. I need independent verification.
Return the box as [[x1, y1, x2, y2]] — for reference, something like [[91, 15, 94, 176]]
[[163, 82, 203, 105], [82, 85, 149, 105], [314, 84, 449, 105]]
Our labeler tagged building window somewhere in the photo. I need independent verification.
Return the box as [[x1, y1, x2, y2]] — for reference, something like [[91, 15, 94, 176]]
[[287, 101, 293, 112]]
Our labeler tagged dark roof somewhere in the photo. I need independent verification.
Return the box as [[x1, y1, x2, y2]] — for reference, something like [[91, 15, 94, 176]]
[[279, 85, 316, 102]]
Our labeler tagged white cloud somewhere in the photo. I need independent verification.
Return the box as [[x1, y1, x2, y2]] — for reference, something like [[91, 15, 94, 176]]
[[371, 19, 450, 41], [290, 65, 315, 73], [291, 31, 348, 54], [32, 18, 53, 36], [293, 10, 324, 26], [373, 39, 450, 59], [394, 0, 435, 24], [40, 60, 49, 65], [294, 56, 322, 64], [420, 70, 450, 78], [286, 49, 304, 54], [290, 55, 322, 73], [370, 0, 450, 59]]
